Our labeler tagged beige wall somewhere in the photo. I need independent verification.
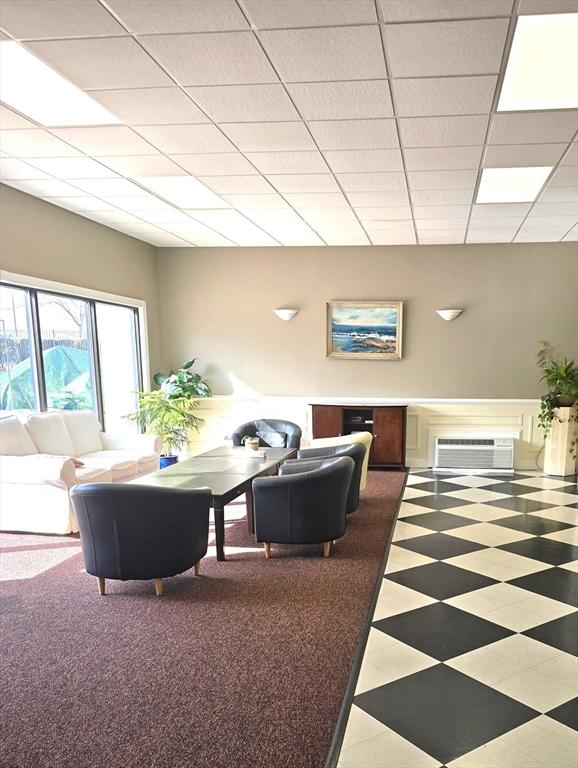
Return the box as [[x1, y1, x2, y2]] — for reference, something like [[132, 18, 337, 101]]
[[156, 242, 578, 399], [0, 184, 163, 374]]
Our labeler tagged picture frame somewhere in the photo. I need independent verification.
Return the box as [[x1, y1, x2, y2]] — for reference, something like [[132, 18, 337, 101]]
[[327, 301, 403, 360]]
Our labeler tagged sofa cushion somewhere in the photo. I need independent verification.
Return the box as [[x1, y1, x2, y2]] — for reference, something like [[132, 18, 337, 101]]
[[25, 413, 76, 456], [80, 451, 138, 481], [256, 429, 287, 447], [0, 415, 38, 456], [60, 411, 103, 456]]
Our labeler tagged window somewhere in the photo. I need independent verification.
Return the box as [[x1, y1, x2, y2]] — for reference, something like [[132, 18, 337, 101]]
[[0, 282, 143, 429]]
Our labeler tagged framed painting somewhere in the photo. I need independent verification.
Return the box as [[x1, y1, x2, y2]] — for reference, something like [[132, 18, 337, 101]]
[[327, 301, 403, 360]]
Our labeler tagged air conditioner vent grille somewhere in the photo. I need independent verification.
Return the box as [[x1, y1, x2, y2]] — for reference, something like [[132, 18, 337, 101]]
[[434, 436, 514, 473], [438, 438, 495, 446]]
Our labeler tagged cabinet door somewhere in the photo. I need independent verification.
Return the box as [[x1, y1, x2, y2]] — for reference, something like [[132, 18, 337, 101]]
[[312, 405, 343, 438], [372, 407, 405, 466]]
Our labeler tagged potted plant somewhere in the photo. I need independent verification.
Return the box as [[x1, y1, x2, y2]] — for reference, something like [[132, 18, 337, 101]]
[[536, 341, 578, 475], [242, 435, 260, 451], [127, 359, 212, 468]]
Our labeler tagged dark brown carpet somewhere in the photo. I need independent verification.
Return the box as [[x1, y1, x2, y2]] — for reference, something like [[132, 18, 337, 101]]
[[0, 471, 405, 768]]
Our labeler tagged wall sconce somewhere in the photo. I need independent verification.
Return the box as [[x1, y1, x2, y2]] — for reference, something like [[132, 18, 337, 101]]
[[436, 309, 463, 322], [273, 308, 299, 321]]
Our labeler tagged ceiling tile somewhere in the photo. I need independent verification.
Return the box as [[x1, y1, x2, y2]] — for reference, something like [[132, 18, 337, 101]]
[[308, 119, 398, 150], [0, 105, 37, 130], [300, 207, 358, 223], [470, 203, 532, 217], [136, 232, 192, 247], [105, 195, 175, 212], [354, 206, 412, 220], [483, 143, 568, 167], [70, 178, 146, 196], [532, 202, 578, 217], [385, 19, 509, 77], [223, 193, 289, 210], [562, 224, 578, 240], [161, 222, 236, 247], [515, 228, 568, 242], [399, 115, 489, 147], [219, 122, 315, 152], [518, 0, 578, 13], [287, 81, 393, 120], [188, 209, 279, 246], [198, 175, 274, 194], [336, 171, 407, 192], [407, 169, 478, 189], [419, 230, 466, 243], [0, 158, 49, 180], [361, 217, 413, 230], [466, 230, 517, 242], [46, 196, 119, 212], [370, 232, 416, 245], [52, 126, 158, 156], [489, 111, 578, 145], [245, 0, 376, 28], [245, 151, 329, 174], [3, 177, 86, 197], [411, 189, 474, 205], [413, 205, 470, 219], [133, 124, 235, 154], [0, 129, 82, 157], [169, 152, 258, 176], [99, 155, 188, 177], [347, 191, 410, 206], [90, 88, 208, 126], [284, 192, 349, 208], [140, 32, 277, 86], [548, 166, 578, 187], [404, 146, 483, 171], [311, 220, 371, 245], [324, 149, 403, 173], [468, 216, 526, 228], [380, 0, 513, 22], [130, 209, 198, 224], [135, 176, 229, 208], [0, 0, 125, 38], [266, 174, 340, 193], [243, 209, 325, 245], [393, 75, 497, 118], [27, 157, 118, 179], [415, 217, 469, 229], [82, 211, 153, 228], [106, 0, 249, 33], [187, 84, 298, 122], [27, 38, 171, 90], [259, 26, 386, 82], [539, 187, 578, 202], [523, 215, 577, 228], [561, 144, 578, 166]]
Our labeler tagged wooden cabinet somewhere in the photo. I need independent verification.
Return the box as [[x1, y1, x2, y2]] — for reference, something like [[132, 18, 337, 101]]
[[310, 404, 407, 469]]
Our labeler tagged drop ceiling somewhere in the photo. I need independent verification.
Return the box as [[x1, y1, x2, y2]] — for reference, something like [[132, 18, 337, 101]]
[[0, 0, 577, 248]]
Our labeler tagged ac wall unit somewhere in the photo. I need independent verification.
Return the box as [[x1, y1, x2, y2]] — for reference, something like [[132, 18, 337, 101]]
[[434, 437, 514, 474]]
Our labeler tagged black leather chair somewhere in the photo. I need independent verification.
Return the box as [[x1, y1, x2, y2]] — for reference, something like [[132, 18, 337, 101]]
[[231, 419, 302, 450], [252, 456, 354, 559], [285, 442, 366, 514], [70, 483, 211, 597]]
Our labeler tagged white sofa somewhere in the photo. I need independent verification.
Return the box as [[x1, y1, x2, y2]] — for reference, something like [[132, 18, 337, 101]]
[[303, 432, 373, 490], [0, 411, 161, 535]]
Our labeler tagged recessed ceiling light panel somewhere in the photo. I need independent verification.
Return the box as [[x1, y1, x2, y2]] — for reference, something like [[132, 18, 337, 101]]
[[476, 166, 553, 203], [498, 13, 578, 111], [0, 41, 121, 127]]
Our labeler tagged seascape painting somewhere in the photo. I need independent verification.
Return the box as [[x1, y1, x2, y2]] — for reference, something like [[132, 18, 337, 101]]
[[327, 301, 403, 360]]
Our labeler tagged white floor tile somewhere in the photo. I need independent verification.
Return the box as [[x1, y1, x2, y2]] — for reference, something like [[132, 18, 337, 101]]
[[384, 545, 435, 574], [534, 507, 578, 525], [402, 487, 433, 500], [448, 736, 544, 767], [445, 503, 520, 522], [522, 490, 578, 506], [447, 644, 530, 686], [543, 528, 578, 546], [446, 549, 550, 580], [392, 520, 433, 542], [354, 660, 399, 696], [363, 635, 437, 683], [501, 715, 578, 768], [405, 474, 431, 486], [341, 705, 388, 751], [486, 635, 562, 667], [339, 726, 441, 768], [373, 579, 437, 620], [445, 488, 510, 503], [445, 583, 530, 617], [512, 477, 573, 490], [482, 599, 570, 632], [446, 522, 533, 547], [559, 559, 578, 572], [398, 501, 433, 519], [493, 667, 576, 712], [442, 475, 507, 488], [531, 651, 578, 688]]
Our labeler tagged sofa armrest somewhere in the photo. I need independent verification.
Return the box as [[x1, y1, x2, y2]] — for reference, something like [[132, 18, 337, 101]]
[[0, 454, 77, 488], [280, 459, 326, 476], [101, 432, 162, 455]]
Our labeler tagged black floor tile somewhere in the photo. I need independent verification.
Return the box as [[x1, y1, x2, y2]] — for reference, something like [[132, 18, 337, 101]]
[[402, 510, 478, 531], [354, 664, 537, 765], [396, 532, 486, 560], [373, 602, 511, 660], [547, 698, 578, 731], [492, 514, 574, 536], [498, 538, 578, 566], [386, 561, 497, 600], [410, 480, 466, 494], [510, 568, 578, 607], [488, 482, 551, 497], [563, 502, 578, 509], [404, 495, 475, 511], [486, 496, 556, 514], [559, 484, 578, 496], [524, 612, 578, 656], [409, 470, 437, 478]]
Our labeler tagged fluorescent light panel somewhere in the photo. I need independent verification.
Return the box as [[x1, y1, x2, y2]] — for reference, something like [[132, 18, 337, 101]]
[[0, 41, 121, 127], [476, 167, 553, 203], [498, 13, 578, 111]]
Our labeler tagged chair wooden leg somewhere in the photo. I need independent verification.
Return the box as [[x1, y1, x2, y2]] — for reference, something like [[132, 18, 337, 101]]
[[194, 560, 201, 576], [97, 576, 105, 595], [323, 542, 331, 558], [153, 578, 163, 597], [264, 543, 271, 559]]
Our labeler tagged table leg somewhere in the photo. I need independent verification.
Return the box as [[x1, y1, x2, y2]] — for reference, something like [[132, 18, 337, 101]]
[[246, 487, 255, 535], [214, 504, 225, 561]]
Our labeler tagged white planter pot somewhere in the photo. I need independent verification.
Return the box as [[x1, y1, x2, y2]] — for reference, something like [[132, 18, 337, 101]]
[[543, 407, 577, 477]]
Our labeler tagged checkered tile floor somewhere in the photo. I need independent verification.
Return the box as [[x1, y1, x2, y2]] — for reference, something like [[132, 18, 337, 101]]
[[338, 470, 578, 768]]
